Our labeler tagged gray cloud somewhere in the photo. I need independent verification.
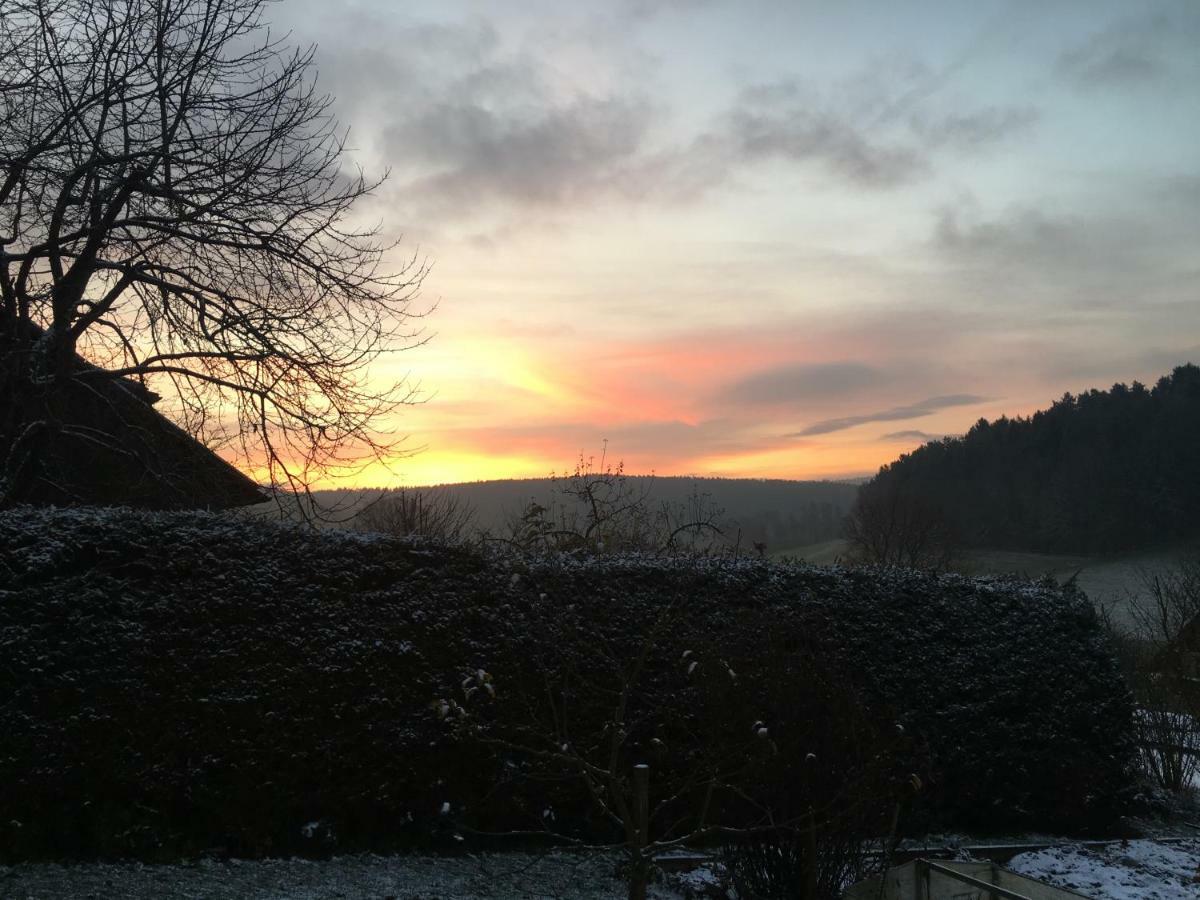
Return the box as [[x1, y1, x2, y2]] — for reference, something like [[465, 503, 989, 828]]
[[690, 72, 1041, 192], [725, 104, 926, 189], [931, 197, 1200, 311], [791, 394, 985, 437], [1056, 6, 1200, 90], [880, 429, 945, 443], [1057, 15, 1170, 88], [1039, 343, 1200, 386], [280, 12, 666, 226], [935, 205, 1084, 268], [908, 106, 1038, 153], [717, 361, 886, 406], [619, 0, 715, 22], [393, 95, 655, 210], [302, 7, 1047, 230]]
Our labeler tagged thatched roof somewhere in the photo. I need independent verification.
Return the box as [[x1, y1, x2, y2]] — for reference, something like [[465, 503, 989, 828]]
[[2, 325, 265, 509]]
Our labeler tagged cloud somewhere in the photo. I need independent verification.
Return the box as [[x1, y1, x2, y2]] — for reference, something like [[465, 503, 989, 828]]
[[1056, 15, 1171, 88], [392, 95, 656, 211], [717, 361, 886, 406], [880, 429, 945, 443], [434, 416, 768, 466], [281, 12, 667, 226], [791, 394, 985, 437], [618, 0, 715, 22], [725, 104, 926, 189], [908, 106, 1038, 153], [680, 71, 1041, 193], [306, 7, 1048, 231], [1038, 343, 1200, 386], [934, 204, 1083, 267], [930, 196, 1200, 311]]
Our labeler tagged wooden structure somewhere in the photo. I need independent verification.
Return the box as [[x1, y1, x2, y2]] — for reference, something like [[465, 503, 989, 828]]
[[843, 858, 1089, 900], [2, 325, 265, 509]]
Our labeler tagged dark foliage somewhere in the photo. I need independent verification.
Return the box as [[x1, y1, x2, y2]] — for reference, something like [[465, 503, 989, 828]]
[[718, 643, 916, 900], [843, 476, 958, 571], [861, 364, 1200, 555], [0, 508, 1135, 861]]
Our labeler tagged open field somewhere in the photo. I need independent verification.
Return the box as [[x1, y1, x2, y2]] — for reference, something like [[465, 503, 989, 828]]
[[960, 547, 1197, 632], [773, 541, 1198, 632], [770, 537, 849, 565]]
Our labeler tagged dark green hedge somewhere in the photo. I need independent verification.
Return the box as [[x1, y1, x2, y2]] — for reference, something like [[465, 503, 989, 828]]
[[0, 507, 1136, 860]]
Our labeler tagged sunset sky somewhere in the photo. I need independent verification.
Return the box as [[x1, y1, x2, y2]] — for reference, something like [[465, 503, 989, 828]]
[[275, 0, 1199, 486]]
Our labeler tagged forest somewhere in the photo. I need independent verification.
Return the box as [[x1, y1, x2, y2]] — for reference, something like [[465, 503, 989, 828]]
[[862, 364, 1200, 555]]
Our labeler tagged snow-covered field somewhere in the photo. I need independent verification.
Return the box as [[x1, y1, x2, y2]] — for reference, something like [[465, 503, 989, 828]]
[[1009, 840, 1200, 899], [0, 852, 718, 900]]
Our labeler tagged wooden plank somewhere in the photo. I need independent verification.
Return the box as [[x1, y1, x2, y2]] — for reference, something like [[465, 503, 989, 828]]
[[924, 861, 1090, 900]]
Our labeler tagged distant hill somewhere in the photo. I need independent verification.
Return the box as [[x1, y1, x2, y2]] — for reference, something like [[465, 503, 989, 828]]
[[301, 476, 860, 552], [864, 363, 1200, 555]]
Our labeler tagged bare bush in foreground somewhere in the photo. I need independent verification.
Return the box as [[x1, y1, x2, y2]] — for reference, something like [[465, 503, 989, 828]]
[[503, 449, 727, 556], [356, 489, 476, 543]]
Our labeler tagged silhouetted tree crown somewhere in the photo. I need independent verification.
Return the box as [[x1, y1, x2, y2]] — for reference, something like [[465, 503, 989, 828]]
[[1, 0, 425, 507], [860, 364, 1200, 554]]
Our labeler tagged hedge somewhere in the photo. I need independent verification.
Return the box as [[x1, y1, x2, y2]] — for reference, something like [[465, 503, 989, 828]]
[[0, 507, 1136, 860]]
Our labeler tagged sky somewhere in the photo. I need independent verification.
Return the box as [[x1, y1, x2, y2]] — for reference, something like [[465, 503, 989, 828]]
[[272, 0, 1200, 486]]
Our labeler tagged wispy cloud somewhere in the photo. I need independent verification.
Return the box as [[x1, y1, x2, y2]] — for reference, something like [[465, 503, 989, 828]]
[[907, 106, 1039, 153], [931, 195, 1199, 310], [393, 96, 656, 211], [716, 361, 886, 406], [880, 429, 946, 443], [719, 86, 928, 189], [791, 394, 985, 437], [1056, 13, 1175, 89], [686, 73, 1038, 192], [295, 8, 1047, 231]]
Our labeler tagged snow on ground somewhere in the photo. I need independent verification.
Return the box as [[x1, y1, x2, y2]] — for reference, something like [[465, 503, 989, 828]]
[[0, 851, 721, 900], [5, 841, 1200, 899], [1008, 840, 1200, 900]]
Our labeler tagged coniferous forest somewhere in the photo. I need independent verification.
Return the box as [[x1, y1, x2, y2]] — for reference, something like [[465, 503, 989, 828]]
[[863, 364, 1200, 555]]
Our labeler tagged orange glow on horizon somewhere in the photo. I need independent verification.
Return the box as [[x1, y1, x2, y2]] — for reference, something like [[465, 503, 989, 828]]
[[217, 323, 1056, 490]]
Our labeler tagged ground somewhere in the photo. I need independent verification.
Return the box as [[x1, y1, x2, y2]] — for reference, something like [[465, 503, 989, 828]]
[[0, 852, 705, 900], [1009, 840, 1200, 899], [3, 842, 1199, 899]]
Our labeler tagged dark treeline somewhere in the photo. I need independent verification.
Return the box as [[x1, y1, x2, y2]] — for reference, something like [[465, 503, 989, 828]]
[[867, 363, 1200, 555], [303, 476, 859, 552]]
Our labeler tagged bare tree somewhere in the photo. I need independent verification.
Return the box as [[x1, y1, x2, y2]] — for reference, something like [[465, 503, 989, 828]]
[[1116, 556, 1200, 792], [502, 448, 726, 556], [0, 0, 427, 507], [356, 488, 477, 544], [843, 478, 958, 572]]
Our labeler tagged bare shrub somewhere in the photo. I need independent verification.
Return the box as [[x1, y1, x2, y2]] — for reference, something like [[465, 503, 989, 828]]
[[356, 489, 476, 543], [1113, 555, 1200, 792], [455, 601, 922, 900], [1135, 701, 1200, 794], [502, 448, 726, 557], [843, 477, 958, 572]]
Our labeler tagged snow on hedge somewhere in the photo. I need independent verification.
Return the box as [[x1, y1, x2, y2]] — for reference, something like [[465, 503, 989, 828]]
[[0, 507, 1136, 860]]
